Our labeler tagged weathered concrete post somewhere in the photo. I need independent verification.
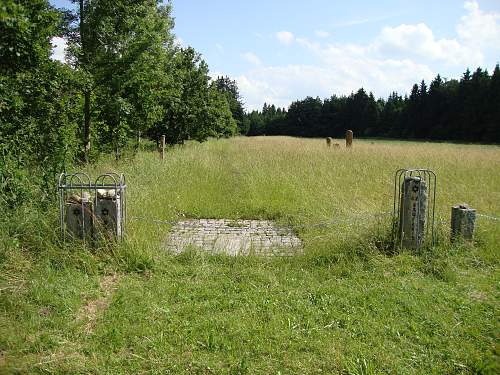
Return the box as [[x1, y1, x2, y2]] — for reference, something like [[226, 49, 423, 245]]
[[346, 130, 353, 148], [160, 135, 166, 160], [95, 189, 123, 240], [65, 192, 93, 240], [399, 177, 428, 249], [451, 204, 476, 242]]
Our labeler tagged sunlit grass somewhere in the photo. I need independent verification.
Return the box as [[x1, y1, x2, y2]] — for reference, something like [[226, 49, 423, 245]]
[[1, 137, 499, 373], [93, 136, 499, 257]]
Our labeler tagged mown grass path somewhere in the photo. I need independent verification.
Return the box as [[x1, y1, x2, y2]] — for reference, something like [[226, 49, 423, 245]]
[[1, 137, 499, 373]]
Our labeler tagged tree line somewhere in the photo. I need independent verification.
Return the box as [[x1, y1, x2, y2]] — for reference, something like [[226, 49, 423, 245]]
[[0, 0, 243, 208], [245, 66, 500, 143]]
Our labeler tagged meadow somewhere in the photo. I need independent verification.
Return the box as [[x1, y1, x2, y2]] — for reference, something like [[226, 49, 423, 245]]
[[0, 136, 499, 374]]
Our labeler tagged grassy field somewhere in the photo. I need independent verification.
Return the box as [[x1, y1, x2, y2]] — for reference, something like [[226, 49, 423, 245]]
[[1, 136, 499, 374]]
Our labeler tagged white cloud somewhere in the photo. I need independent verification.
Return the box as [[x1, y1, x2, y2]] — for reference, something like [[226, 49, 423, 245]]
[[208, 70, 225, 82], [457, 0, 500, 51], [240, 28, 441, 109], [276, 31, 295, 45], [174, 37, 184, 47], [373, 23, 483, 66], [237, 74, 278, 108], [50, 37, 67, 63], [242, 52, 262, 66], [237, 33, 436, 110], [238, 58, 434, 111], [315, 30, 330, 38], [371, 1, 500, 67]]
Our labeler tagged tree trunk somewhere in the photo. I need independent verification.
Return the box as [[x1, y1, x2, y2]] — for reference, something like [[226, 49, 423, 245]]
[[83, 90, 91, 160], [115, 141, 120, 161], [80, 0, 91, 161]]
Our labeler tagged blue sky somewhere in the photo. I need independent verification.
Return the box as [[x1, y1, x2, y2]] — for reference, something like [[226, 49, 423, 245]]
[[50, 0, 500, 110]]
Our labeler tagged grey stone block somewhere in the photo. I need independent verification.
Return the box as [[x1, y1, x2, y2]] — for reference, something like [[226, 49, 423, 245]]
[[399, 177, 428, 249], [165, 219, 303, 256], [451, 204, 476, 241]]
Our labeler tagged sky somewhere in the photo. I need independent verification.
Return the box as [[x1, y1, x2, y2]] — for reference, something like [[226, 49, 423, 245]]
[[50, 0, 500, 111]]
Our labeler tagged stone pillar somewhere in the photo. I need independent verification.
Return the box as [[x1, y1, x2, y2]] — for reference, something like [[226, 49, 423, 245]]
[[451, 204, 476, 242], [399, 177, 428, 249], [95, 189, 122, 240], [346, 130, 353, 148], [66, 192, 93, 240]]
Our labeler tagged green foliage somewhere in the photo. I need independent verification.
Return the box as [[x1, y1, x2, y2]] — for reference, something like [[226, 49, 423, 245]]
[[0, 63, 80, 202], [214, 76, 246, 134], [0, 0, 79, 209], [247, 103, 287, 136], [0, 148, 31, 208], [147, 47, 237, 145], [63, 1, 240, 155], [0, 0, 59, 74], [77, 0, 175, 154], [165, 47, 213, 144], [206, 85, 238, 138], [1, 0, 242, 210], [0, 1, 498, 371]]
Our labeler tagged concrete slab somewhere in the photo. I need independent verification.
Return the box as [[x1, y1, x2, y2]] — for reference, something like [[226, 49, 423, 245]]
[[165, 219, 303, 256]]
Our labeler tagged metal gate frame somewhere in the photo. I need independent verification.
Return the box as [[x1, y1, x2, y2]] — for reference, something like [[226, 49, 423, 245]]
[[57, 172, 127, 242]]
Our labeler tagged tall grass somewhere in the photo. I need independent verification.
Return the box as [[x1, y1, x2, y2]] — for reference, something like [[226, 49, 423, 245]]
[[90, 137, 499, 259], [0, 137, 498, 373]]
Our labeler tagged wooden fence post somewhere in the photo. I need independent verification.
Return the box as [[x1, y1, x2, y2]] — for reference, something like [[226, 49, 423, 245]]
[[160, 135, 165, 160]]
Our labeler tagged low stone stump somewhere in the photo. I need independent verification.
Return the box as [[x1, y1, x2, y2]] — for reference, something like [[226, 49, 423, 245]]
[[451, 204, 476, 242], [165, 219, 303, 256]]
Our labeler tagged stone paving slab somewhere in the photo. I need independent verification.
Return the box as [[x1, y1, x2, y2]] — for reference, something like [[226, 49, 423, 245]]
[[165, 219, 303, 256]]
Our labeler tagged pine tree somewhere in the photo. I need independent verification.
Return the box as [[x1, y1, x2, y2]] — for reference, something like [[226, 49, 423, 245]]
[[484, 64, 500, 142]]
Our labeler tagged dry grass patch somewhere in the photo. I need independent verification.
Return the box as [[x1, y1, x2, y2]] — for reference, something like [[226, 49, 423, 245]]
[[77, 274, 120, 335]]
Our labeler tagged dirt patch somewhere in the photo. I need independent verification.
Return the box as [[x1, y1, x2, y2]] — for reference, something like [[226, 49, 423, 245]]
[[469, 290, 489, 302], [77, 274, 120, 334]]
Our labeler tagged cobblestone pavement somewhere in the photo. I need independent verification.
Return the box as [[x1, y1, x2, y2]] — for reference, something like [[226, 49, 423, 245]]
[[165, 219, 303, 256]]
